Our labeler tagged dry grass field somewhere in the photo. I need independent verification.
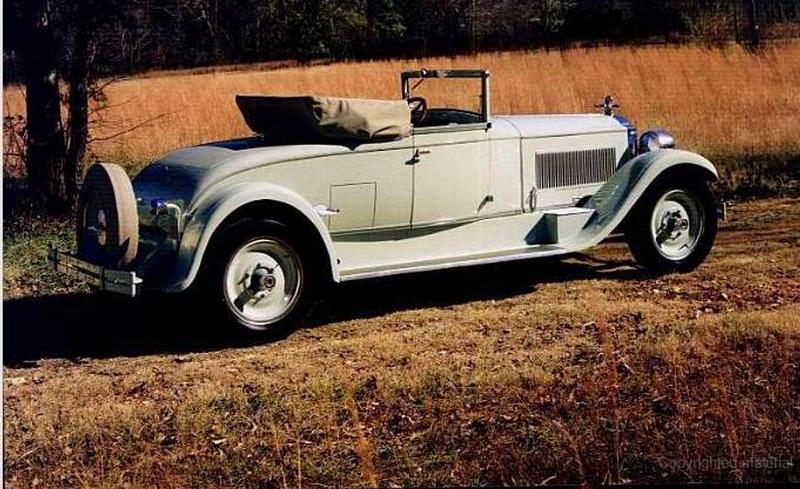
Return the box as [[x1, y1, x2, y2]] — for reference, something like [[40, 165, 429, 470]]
[[4, 197, 800, 487], [4, 42, 800, 172]]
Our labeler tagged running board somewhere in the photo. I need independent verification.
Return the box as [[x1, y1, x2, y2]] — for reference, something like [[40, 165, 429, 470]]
[[540, 207, 595, 244], [339, 243, 567, 281], [334, 208, 597, 282]]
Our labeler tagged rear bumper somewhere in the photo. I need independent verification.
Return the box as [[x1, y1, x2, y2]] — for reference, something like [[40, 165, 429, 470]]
[[47, 245, 142, 297]]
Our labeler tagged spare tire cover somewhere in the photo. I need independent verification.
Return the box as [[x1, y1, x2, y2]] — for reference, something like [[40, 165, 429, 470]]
[[77, 163, 139, 268]]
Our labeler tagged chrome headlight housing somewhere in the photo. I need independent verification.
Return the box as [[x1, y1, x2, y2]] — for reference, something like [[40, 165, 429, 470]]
[[639, 130, 675, 153]]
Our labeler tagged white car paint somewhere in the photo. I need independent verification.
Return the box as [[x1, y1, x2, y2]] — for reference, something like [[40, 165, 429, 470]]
[[134, 113, 716, 293]]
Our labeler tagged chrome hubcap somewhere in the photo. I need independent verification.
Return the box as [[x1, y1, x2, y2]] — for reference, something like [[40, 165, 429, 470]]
[[96, 209, 108, 246], [650, 190, 704, 261], [223, 238, 302, 330]]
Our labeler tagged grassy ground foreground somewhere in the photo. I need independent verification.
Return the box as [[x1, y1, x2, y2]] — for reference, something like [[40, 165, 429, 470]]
[[3, 197, 800, 487]]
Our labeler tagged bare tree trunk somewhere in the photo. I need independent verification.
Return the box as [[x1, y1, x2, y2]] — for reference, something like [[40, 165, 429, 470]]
[[746, 0, 760, 49], [65, 0, 92, 206], [21, 0, 68, 210]]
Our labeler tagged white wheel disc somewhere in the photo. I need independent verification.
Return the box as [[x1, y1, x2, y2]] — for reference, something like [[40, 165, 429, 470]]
[[650, 189, 704, 261], [223, 238, 303, 330]]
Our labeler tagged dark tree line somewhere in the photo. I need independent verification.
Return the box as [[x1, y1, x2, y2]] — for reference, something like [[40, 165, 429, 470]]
[[6, 0, 800, 81], [3, 0, 800, 211]]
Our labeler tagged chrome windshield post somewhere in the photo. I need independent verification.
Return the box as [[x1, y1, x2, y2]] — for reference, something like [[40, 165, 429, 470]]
[[481, 70, 490, 123]]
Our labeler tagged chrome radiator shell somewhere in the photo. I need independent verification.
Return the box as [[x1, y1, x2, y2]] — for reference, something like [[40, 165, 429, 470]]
[[535, 147, 617, 189]]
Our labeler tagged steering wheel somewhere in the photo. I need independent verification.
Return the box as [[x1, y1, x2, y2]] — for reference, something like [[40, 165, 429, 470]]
[[407, 96, 428, 125]]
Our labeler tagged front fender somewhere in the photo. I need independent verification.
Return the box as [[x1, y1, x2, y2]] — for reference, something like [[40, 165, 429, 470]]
[[568, 149, 717, 247], [160, 182, 339, 292]]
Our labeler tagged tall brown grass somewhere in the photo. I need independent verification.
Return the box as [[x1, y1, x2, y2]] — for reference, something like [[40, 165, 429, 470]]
[[4, 42, 800, 168]]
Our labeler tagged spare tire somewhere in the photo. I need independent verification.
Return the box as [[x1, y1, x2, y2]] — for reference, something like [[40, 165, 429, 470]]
[[77, 163, 139, 268]]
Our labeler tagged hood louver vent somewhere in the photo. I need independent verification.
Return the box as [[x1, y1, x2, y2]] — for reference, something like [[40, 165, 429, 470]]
[[536, 147, 617, 189]]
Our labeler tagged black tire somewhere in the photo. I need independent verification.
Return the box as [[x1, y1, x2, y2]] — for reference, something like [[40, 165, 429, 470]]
[[625, 176, 717, 274], [201, 218, 320, 338]]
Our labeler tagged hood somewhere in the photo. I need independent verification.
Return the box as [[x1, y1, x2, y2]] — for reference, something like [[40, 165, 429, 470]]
[[496, 114, 627, 139]]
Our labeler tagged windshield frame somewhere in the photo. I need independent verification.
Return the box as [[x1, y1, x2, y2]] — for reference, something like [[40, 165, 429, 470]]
[[400, 69, 491, 124]]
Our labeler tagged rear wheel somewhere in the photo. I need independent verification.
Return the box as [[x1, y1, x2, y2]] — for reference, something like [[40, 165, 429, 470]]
[[626, 177, 717, 273], [204, 219, 319, 337]]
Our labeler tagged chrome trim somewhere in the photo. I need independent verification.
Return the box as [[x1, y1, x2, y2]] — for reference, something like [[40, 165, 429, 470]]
[[330, 209, 523, 241], [412, 122, 491, 135], [535, 147, 617, 189], [412, 209, 521, 230], [161, 202, 184, 238], [48, 245, 142, 297], [140, 195, 184, 240], [639, 130, 675, 153], [401, 68, 491, 123], [402, 69, 490, 81], [314, 204, 340, 216]]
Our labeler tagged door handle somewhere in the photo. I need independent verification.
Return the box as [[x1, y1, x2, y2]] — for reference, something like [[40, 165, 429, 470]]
[[406, 148, 431, 165], [313, 204, 340, 216]]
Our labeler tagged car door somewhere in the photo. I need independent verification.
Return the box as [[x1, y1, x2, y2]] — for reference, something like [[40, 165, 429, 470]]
[[325, 138, 416, 234], [410, 127, 491, 227]]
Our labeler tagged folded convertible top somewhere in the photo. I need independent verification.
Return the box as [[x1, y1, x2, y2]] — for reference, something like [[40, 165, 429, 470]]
[[236, 95, 412, 143]]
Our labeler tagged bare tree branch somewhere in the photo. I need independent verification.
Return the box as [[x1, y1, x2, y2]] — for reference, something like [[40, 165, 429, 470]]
[[88, 113, 168, 143]]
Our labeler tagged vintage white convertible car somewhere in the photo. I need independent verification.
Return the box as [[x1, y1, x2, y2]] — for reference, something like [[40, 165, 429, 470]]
[[50, 69, 720, 335]]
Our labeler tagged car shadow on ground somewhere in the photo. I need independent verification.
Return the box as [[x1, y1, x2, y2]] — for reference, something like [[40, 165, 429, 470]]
[[3, 253, 645, 367]]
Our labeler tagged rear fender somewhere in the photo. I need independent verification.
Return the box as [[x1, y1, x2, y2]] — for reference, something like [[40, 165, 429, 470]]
[[161, 182, 339, 292], [569, 149, 718, 247]]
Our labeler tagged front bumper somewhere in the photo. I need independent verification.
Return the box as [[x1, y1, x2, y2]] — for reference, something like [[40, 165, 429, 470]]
[[47, 245, 143, 297]]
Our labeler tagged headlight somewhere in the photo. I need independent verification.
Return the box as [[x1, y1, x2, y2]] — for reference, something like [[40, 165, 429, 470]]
[[639, 130, 675, 153]]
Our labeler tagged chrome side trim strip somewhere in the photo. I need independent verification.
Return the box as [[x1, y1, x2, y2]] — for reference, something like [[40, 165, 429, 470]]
[[330, 209, 523, 241], [411, 209, 522, 230], [412, 123, 491, 135]]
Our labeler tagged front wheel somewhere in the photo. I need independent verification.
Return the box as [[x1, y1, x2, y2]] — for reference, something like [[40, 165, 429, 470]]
[[625, 178, 718, 273], [203, 219, 319, 337]]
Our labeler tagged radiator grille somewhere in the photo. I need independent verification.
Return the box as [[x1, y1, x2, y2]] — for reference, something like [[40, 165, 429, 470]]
[[535, 147, 617, 189]]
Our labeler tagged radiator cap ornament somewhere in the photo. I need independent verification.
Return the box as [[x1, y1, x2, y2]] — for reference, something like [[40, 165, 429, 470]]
[[595, 95, 620, 116]]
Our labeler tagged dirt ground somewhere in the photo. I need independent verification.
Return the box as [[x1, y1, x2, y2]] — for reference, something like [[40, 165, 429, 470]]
[[4, 197, 800, 487]]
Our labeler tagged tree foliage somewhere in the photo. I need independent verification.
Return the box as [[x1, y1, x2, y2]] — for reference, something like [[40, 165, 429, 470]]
[[6, 0, 800, 81]]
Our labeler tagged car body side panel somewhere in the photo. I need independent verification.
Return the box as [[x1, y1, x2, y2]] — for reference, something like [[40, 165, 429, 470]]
[[484, 118, 524, 216], [217, 143, 415, 232], [154, 143, 716, 291]]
